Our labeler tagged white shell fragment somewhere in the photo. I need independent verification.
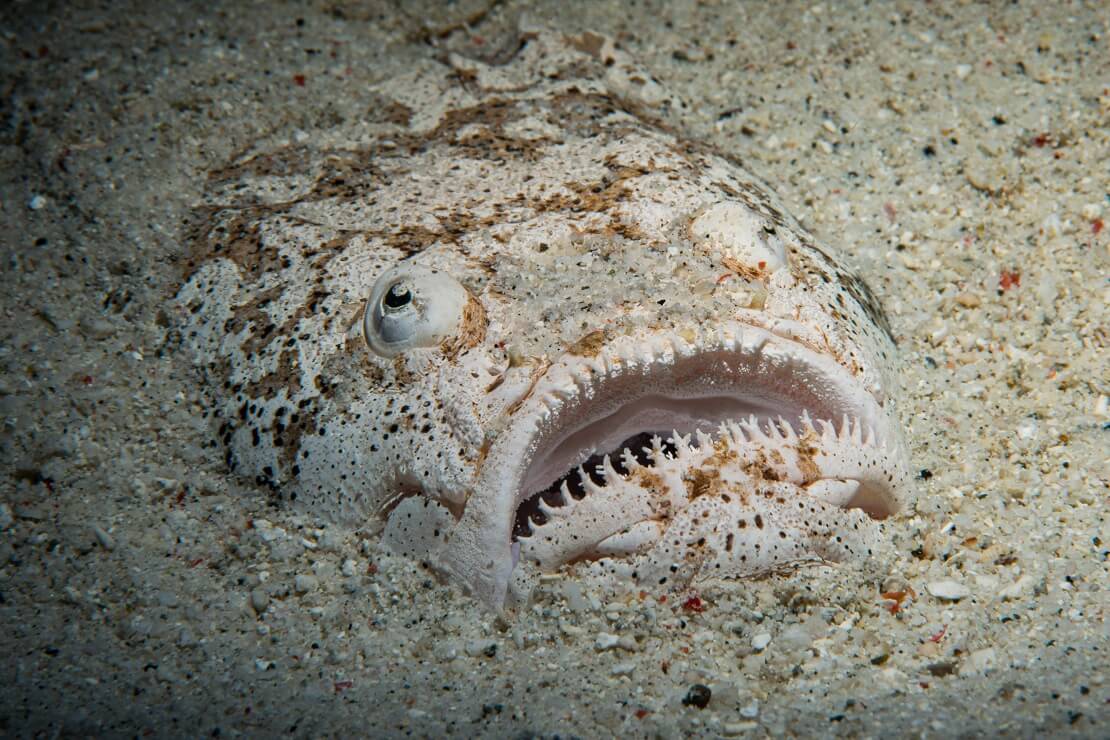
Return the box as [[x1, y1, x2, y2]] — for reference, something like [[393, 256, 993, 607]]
[[175, 31, 913, 611], [927, 580, 971, 601]]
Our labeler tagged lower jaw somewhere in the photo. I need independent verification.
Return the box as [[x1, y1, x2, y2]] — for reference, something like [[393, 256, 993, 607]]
[[509, 410, 898, 576]]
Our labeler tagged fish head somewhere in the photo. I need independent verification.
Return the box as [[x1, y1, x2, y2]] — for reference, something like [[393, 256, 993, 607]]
[[176, 31, 913, 610]]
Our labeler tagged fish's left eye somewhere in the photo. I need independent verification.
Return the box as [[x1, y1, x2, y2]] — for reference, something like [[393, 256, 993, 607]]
[[364, 265, 470, 357], [382, 283, 413, 311]]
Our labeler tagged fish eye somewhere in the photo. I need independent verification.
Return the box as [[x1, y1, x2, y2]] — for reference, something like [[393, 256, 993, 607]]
[[364, 265, 471, 357], [382, 283, 413, 311]]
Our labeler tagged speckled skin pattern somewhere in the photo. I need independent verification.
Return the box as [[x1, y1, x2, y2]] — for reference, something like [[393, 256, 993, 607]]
[[176, 31, 912, 609]]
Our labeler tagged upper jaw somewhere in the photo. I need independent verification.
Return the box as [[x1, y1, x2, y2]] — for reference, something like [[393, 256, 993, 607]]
[[444, 320, 909, 608]]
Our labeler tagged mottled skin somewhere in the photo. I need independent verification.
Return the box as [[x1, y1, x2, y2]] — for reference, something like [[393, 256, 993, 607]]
[[176, 31, 912, 609]]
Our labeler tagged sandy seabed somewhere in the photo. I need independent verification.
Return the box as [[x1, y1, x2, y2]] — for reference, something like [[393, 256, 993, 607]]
[[1, 1, 1106, 737]]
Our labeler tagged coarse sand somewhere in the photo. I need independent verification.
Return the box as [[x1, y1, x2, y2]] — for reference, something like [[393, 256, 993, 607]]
[[0, 1, 1106, 737]]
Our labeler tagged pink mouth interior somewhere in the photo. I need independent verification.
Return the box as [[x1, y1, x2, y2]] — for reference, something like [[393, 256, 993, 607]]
[[510, 344, 895, 542]]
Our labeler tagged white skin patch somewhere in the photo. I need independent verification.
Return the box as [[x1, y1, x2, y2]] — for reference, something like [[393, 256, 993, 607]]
[[175, 31, 913, 611]]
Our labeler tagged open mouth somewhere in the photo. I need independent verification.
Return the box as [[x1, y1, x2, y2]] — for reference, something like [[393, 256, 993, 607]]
[[504, 323, 905, 561]]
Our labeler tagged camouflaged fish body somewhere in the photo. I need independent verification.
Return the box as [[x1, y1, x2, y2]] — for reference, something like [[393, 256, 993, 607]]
[[176, 32, 912, 609]]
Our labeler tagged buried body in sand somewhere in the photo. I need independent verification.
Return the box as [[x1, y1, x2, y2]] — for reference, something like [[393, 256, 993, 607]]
[[176, 30, 913, 612]]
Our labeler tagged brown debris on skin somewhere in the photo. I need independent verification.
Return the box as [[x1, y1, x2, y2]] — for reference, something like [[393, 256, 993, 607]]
[[566, 329, 611, 357], [794, 435, 823, 482], [685, 467, 720, 500], [440, 294, 488, 358], [720, 254, 768, 281]]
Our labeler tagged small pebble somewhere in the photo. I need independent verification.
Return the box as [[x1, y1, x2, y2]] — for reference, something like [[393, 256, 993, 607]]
[[14, 505, 45, 521], [0, 503, 12, 529], [250, 587, 270, 613], [595, 632, 621, 651], [723, 721, 758, 736], [610, 662, 635, 676], [963, 647, 997, 674], [433, 642, 460, 661], [777, 623, 813, 651], [998, 575, 1035, 601], [739, 700, 760, 719], [751, 633, 772, 651], [682, 684, 712, 709], [464, 639, 498, 658], [294, 574, 318, 594], [79, 316, 115, 340], [341, 559, 357, 577], [927, 580, 970, 601], [92, 525, 115, 551], [560, 620, 585, 637], [955, 293, 981, 309], [28, 195, 46, 210]]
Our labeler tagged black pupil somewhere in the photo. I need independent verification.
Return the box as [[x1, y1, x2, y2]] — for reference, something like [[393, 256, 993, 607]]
[[383, 284, 412, 309]]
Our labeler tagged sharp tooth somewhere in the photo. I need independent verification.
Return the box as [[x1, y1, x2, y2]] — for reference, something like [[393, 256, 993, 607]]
[[602, 454, 623, 481], [849, 416, 862, 445], [557, 480, 572, 506], [863, 424, 876, 447], [840, 414, 852, 442], [777, 416, 797, 441], [671, 430, 692, 456], [818, 419, 836, 443], [695, 429, 714, 449], [800, 409, 816, 436], [726, 420, 746, 444], [537, 499, 560, 518], [621, 448, 641, 472], [740, 416, 765, 441], [582, 473, 606, 496]]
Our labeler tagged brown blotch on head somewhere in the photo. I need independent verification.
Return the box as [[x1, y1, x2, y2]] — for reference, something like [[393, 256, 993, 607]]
[[685, 467, 720, 500], [365, 93, 413, 127], [440, 294, 488, 359], [567, 329, 610, 357], [795, 439, 822, 482], [566, 31, 608, 62], [719, 255, 768, 282], [391, 355, 419, 386], [705, 442, 738, 469], [251, 348, 302, 402]]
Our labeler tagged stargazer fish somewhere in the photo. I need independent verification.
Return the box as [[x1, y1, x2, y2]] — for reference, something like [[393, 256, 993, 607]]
[[176, 31, 913, 609]]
